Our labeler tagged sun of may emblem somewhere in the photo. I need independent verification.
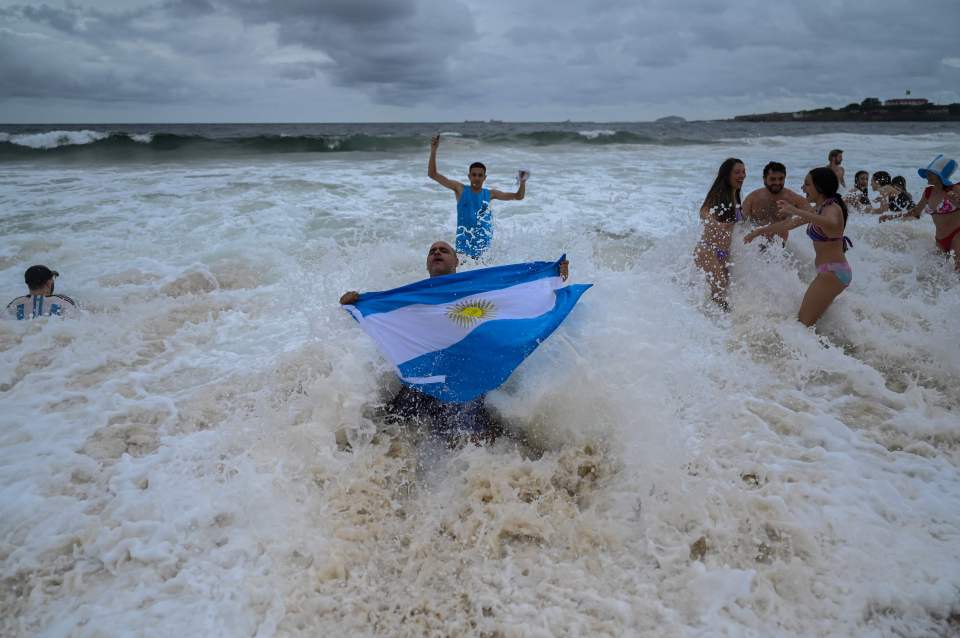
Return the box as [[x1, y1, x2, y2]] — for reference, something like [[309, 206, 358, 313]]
[[447, 298, 497, 328]]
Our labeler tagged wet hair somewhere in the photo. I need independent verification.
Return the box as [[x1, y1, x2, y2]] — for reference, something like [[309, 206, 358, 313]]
[[702, 158, 744, 223], [763, 161, 786, 178], [854, 170, 869, 184], [468, 162, 486, 174], [25, 265, 58, 290], [808, 167, 849, 229], [828, 149, 843, 162], [872, 171, 891, 186], [891, 175, 907, 191]]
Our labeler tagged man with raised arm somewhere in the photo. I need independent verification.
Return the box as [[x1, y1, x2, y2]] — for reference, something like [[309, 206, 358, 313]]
[[742, 161, 809, 244], [427, 134, 527, 260], [340, 241, 569, 445]]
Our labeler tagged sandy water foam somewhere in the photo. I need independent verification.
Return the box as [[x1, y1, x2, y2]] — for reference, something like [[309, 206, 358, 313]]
[[1, 133, 959, 636]]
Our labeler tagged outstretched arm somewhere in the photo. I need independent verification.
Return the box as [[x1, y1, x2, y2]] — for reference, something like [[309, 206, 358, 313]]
[[743, 216, 805, 243], [777, 199, 844, 234], [785, 189, 811, 212], [427, 135, 463, 196], [879, 194, 926, 223], [489, 170, 527, 201]]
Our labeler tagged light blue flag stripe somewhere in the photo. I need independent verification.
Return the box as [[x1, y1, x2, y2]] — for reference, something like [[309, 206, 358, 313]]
[[345, 256, 591, 403], [351, 256, 563, 317], [398, 284, 591, 402]]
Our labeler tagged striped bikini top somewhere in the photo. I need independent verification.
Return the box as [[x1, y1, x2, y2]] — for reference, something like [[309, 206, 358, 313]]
[[806, 197, 852, 251]]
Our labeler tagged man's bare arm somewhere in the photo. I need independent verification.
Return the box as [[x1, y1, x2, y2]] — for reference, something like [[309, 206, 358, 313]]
[[741, 191, 757, 221], [744, 216, 805, 243], [785, 189, 810, 212], [427, 135, 463, 196], [489, 170, 527, 201]]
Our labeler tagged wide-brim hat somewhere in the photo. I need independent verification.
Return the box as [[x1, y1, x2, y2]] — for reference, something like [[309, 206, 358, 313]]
[[918, 154, 956, 187]]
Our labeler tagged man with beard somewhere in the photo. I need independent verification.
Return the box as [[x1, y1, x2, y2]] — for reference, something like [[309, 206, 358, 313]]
[[742, 162, 809, 243], [6, 265, 78, 320], [827, 149, 846, 189]]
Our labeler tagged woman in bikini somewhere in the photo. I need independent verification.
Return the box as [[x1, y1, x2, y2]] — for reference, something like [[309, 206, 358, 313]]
[[694, 158, 745, 310], [744, 167, 852, 326], [879, 155, 960, 271]]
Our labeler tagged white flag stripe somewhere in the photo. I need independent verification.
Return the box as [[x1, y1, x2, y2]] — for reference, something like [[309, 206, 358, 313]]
[[355, 276, 562, 366], [401, 375, 446, 384]]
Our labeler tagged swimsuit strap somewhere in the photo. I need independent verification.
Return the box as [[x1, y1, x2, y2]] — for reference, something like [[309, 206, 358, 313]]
[[806, 197, 850, 250]]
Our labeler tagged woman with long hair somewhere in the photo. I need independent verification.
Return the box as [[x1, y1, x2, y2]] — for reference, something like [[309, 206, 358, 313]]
[[694, 158, 745, 310], [744, 167, 852, 326], [890, 176, 915, 211], [880, 155, 960, 271]]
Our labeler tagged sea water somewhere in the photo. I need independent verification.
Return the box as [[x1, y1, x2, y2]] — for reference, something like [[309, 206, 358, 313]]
[[1, 123, 959, 637]]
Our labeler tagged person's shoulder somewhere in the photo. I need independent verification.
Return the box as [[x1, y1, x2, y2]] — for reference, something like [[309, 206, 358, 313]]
[[6, 295, 29, 309], [50, 294, 78, 306], [744, 187, 766, 200]]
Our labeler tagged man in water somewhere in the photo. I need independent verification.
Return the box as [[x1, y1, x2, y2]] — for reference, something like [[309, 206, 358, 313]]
[[5, 265, 78, 320], [427, 135, 527, 260], [741, 162, 808, 243], [340, 241, 568, 444], [844, 170, 871, 211], [827, 149, 846, 188]]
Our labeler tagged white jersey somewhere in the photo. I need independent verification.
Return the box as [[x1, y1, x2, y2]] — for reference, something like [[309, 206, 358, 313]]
[[5, 294, 78, 320]]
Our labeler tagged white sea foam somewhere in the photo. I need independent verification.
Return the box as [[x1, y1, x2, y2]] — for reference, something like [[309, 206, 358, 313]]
[[0, 129, 109, 149], [1, 133, 959, 636], [130, 133, 154, 144], [578, 129, 617, 139]]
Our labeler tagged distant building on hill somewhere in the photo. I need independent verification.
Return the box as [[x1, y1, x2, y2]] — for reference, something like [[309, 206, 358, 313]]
[[885, 98, 929, 106]]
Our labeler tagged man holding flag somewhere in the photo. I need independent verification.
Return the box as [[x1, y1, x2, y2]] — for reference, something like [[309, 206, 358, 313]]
[[339, 241, 583, 442]]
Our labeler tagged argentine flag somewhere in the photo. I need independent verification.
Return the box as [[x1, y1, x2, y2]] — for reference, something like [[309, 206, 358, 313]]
[[343, 256, 591, 403]]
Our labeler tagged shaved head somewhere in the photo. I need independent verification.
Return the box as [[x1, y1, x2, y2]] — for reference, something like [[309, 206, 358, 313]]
[[426, 241, 458, 277]]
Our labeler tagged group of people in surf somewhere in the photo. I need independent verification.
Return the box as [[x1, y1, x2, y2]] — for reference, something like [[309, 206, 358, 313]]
[[694, 152, 959, 324]]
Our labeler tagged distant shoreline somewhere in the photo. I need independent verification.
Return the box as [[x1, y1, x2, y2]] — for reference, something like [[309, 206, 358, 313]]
[[733, 100, 960, 123]]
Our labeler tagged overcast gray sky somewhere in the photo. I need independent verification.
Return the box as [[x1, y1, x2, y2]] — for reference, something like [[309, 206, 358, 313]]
[[1, 0, 958, 123]]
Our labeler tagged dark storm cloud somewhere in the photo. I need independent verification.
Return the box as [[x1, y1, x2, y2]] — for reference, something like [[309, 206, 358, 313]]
[[0, 0, 478, 109], [0, 0, 957, 120], [223, 0, 477, 104]]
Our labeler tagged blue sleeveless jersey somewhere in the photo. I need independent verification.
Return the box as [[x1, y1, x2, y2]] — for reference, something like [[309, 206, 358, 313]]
[[456, 188, 492, 258]]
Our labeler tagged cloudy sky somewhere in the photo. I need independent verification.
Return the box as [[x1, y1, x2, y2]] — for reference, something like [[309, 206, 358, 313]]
[[1, 0, 958, 123]]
